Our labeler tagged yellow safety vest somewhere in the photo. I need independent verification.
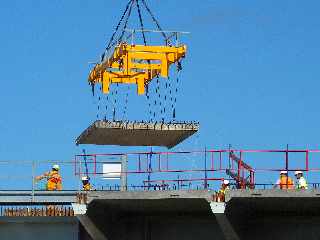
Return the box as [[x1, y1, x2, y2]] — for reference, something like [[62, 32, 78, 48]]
[[297, 177, 308, 189], [219, 186, 229, 195], [83, 183, 91, 191]]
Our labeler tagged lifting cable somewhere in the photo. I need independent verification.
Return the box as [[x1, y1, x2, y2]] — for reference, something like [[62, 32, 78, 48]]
[[96, 86, 102, 119], [104, 0, 134, 55], [137, 0, 156, 122], [109, 86, 115, 121], [153, 76, 161, 121], [117, 0, 135, 44], [103, 79, 112, 120], [163, 80, 168, 121], [168, 75, 173, 120], [172, 61, 182, 120], [146, 86, 153, 122], [141, 0, 168, 44], [122, 85, 130, 120], [104, 91, 110, 120], [157, 75, 164, 122], [136, 0, 147, 46], [153, 85, 157, 120], [113, 83, 119, 120]]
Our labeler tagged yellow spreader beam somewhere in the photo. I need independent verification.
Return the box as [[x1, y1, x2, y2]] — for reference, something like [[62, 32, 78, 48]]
[[88, 43, 187, 95]]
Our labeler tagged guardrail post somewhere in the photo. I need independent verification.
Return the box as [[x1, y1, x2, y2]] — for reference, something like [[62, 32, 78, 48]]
[[121, 154, 128, 191], [204, 147, 208, 189], [286, 145, 289, 188], [31, 160, 35, 202], [306, 150, 309, 171]]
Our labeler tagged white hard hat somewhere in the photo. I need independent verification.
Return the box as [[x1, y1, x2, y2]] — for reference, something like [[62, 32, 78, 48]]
[[81, 176, 89, 181], [52, 164, 60, 170], [280, 170, 287, 174], [223, 180, 230, 185], [294, 171, 303, 175]]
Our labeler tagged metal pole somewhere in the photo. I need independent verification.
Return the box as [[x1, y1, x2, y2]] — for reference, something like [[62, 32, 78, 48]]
[[286, 144, 289, 188], [31, 160, 35, 202], [78, 155, 82, 193], [121, 155, 128, 191], [306, 150, 309, 171], [211, 151, 214, 171], [204, 147, 208, 189], [147, 148, 152, 190]]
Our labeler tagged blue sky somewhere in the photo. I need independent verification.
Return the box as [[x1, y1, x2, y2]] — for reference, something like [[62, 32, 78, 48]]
[[1, 1, 320, 188]]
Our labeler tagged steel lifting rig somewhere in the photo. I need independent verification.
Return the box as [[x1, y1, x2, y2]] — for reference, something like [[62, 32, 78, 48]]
[[88, 0, 187, 95], [88, 43, 186, 95]]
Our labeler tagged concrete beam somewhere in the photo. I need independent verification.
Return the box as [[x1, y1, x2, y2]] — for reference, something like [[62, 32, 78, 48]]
[[224, 189, 320, 217], [210, 202, 240, 240], [76, 120, 199, 148], [87, 190, 213, 203], [0, 191, 78, 204], [225, 189, 320, 202], [77, 215, 108, 240]]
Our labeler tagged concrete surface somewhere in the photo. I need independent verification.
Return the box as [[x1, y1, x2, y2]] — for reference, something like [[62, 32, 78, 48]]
[[224, 189, 320, 239], [87, 190, 213, 202], [2, 190, 320, 239], [86, 198, 225, 240], [214, 214, 240, 240], [85, 190, 223, 240], [0, 217, 79, 240], [77, 215, 108, 240], [76, 120, 199, 148]]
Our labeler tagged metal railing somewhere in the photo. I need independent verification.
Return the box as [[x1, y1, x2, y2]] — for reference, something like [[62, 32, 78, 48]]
[[75, 148, 320, 191], [0, 148, 319, 191]]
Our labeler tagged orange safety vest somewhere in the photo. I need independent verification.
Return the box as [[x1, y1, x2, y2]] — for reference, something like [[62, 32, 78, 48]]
[[47, 171, 62, 191], [279, 176, 294, 189]]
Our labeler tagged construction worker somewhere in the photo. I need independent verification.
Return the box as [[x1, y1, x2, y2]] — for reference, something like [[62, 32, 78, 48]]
[[35, 164, 62, 191], [274, 171, 294, 189], [294, 171, 308, 189], [81, 176, 92, 191], [217, 180, 230, 202]]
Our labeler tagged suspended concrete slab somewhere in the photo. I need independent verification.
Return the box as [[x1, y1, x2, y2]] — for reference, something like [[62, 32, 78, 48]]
[[76, 120, 199, 148]]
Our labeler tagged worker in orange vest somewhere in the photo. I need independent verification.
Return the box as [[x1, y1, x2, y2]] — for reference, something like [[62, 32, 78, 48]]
[[274, 171, 294, 189], [35, 164, 62, 191]]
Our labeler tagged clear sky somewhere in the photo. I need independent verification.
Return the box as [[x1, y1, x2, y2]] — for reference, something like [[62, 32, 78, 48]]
[[1, 0, 320, 189]]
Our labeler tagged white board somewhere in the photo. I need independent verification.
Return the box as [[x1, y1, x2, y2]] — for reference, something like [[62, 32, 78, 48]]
[[102, 163, 122, 179]]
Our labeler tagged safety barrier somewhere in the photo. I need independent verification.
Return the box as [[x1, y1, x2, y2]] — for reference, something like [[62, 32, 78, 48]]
[[75, 148, 320, 191], [0, 148, 318, 191]]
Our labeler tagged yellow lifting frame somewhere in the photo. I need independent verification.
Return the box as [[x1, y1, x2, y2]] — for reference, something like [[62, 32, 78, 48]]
[[88, 43, 187, 95]]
